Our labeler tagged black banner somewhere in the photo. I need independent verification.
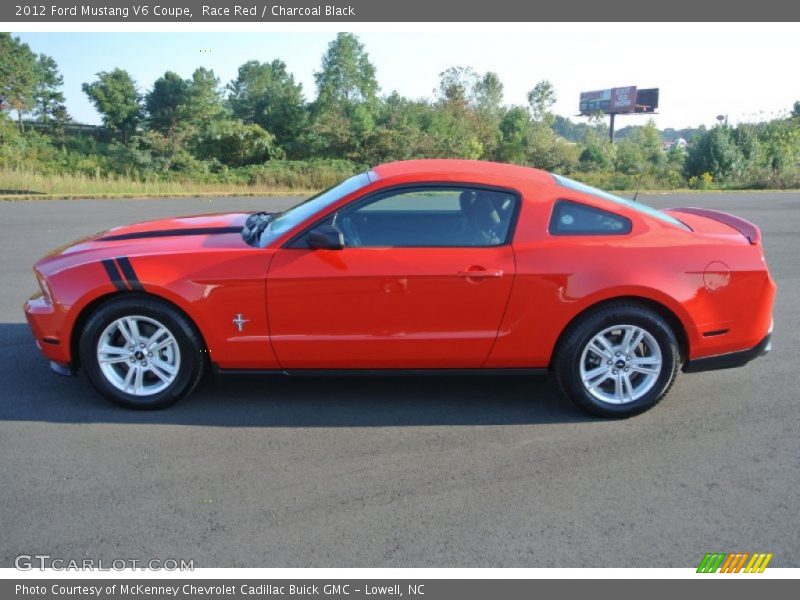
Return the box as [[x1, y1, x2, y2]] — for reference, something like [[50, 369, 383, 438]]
[[3, 0, 800, 22], [4, 579, 799, 600]]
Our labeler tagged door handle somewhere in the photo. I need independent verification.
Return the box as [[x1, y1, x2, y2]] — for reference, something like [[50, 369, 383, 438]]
[[457, 268, 504, 279]]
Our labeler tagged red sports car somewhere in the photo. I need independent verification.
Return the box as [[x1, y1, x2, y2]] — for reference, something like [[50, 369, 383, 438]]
[[24, 160, 775, 417]]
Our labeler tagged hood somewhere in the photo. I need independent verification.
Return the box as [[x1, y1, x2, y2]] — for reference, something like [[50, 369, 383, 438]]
[[97, 212, 248, 242], [36, 213, 252, 274]]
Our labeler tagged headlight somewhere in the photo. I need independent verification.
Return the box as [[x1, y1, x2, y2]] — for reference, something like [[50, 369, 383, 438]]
[[35, 271, 52, 304]]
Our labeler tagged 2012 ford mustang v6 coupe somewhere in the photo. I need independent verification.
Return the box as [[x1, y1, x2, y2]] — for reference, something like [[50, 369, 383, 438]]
[[25, 160, 775, 417]]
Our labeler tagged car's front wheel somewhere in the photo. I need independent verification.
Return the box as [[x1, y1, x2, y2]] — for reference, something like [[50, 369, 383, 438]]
[[79, 295, 206, 409], [554, 302, 679, 417]]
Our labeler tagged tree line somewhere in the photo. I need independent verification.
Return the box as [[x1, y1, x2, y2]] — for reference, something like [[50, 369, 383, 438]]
[[2, 32, 799, 190]]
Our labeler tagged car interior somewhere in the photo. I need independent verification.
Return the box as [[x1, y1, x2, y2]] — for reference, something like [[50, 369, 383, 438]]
[[320, 188, 518, 248]]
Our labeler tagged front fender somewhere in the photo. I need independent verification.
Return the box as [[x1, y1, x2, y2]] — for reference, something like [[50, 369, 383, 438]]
[[34, 249, 280, 370]]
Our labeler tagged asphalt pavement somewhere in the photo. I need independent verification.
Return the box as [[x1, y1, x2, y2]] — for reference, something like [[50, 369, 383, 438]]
[[1, 192, 798, 567]]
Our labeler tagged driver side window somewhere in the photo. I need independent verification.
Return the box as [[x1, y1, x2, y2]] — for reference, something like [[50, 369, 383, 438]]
[[324, 186, 518, 248]]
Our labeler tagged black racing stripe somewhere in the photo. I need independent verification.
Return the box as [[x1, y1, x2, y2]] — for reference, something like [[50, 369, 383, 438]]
[[115, 257, 144, 291], [100, 226, 242, 241], [101, 259, 127, 291]]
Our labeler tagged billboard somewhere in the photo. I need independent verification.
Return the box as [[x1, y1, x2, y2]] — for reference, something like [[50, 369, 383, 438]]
[[634, 88, 659, 113], [579, 88, 612, 114], [579, 86, 658, 115], [611, 86, 637, 111]]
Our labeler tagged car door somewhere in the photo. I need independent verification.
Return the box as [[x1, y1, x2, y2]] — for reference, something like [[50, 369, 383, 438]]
[[266, 185, 520, 369]]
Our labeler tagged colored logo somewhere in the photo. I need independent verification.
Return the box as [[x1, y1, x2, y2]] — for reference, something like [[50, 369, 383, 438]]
[[697, 552, 773, 573]]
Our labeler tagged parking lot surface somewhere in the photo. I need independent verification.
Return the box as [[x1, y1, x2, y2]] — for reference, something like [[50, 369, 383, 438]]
[[1, 192, 798, 567]]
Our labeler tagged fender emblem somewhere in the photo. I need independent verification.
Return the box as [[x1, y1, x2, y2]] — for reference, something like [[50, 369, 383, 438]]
[[232, 314, 250, 332]]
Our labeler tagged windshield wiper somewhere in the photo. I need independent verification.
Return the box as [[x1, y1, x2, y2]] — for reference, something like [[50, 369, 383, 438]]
[[241, 212, 276, 246]]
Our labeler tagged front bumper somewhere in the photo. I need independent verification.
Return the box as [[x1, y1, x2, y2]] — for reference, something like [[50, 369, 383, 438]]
[[24, 297, 72, 367], [50, 361, 76, 377], [683, 331, 772, 373]]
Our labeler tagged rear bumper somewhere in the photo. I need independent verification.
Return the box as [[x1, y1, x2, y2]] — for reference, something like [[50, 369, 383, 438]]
[[683, 331, 772, 373]]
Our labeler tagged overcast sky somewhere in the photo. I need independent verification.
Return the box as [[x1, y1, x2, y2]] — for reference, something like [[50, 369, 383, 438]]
[[15, 26, 800, 130]]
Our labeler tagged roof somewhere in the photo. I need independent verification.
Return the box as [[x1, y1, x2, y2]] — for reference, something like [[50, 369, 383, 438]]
[[371, 159, 554, 185]]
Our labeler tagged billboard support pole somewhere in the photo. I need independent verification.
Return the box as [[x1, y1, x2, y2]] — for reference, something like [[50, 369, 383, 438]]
[[609, 113, 616, 143]]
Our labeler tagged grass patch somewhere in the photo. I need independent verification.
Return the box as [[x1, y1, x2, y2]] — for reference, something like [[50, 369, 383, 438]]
[[1, 168, 795, 201], [0, 169, 318, 200]]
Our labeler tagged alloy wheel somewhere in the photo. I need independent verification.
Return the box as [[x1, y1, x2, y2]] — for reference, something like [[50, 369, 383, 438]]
[[578, 324, 663, 404], [96, 315, 181, 396]]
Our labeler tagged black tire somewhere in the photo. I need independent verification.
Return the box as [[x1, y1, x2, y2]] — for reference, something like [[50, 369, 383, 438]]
[[554, 302, 679, 418], [79, 295, 206, 409]]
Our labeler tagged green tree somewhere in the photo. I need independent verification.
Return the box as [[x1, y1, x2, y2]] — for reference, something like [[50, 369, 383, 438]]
[[732, 122, 762, 176], [760, 118, 800, 178], [314, 33, 378, 110], [194, 120, 281, 166], [32, 54, 69, 131], [82, 69, 142, 142], [426, 105, 484, 159], [185, 68, 226, 124], [310, 33, 380, 161], [306, 107, 354, 159], [579, 144, 610, 171], [685, 124, 744, 181], [145, 71, 189, 133], [138, 69, 228, 172], [527, 80, 556, 126], [0, 33, 39, 131], [613, 121, 664, 176], [135, 128, 196, 172], [436, 66, 479, 109], [614, 138, 645, 175], [553, 115, 594, 143], [526, 126, 578, 172], [579, 114, 614, 171], [371, 92, 436, 161], [497, 107, 533, 164], [474, 72, 504, 114], [520, 80, 576, 170], [472, 72, 504, 157], [635, 120, 665, 166], [228, 60, 306, 152], [432, 67, 507, 160], [666, 144, 686, 169]]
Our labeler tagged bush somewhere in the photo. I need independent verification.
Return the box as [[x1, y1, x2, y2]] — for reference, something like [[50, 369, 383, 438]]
[[243, 159, 361, 188], [688, 172, 714, 190]]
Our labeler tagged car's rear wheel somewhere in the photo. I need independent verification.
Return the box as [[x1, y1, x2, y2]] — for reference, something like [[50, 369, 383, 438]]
[[79, 295, 206, 409], [554, 302, 679, 417]]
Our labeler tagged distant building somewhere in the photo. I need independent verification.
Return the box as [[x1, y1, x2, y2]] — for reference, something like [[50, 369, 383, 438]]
[[662, 137, 688, 151]]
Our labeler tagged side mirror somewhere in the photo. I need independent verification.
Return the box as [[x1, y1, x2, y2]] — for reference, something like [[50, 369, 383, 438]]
[[307, 225, 345, 250]]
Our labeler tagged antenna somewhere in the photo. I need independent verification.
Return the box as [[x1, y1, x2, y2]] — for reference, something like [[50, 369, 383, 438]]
[[632, 169, 643, 202]]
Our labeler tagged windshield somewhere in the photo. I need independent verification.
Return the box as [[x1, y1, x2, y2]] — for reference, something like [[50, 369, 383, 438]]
[[552, 174, 688, 229], [256, 171, 373, 247]]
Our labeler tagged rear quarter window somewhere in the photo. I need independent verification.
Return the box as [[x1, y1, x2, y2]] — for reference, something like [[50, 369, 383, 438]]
[[549, 200, 632, 235], [551, 173, 688, 230]]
